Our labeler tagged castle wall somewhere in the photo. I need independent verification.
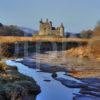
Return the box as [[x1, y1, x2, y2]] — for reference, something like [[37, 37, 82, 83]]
[[39, 22, 52, 35], [39, 19, 64, 37]]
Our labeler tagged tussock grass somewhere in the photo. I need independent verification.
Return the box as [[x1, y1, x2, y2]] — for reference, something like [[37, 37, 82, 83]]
[[0, 36, 89, 43], [0, 36, 33, 43]]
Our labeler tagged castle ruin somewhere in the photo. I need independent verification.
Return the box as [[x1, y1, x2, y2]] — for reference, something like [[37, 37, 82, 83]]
[[39, 19, 64, 37]]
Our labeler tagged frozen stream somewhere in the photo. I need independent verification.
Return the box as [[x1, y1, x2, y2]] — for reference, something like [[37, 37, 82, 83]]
[[6, 60, 80, 100]]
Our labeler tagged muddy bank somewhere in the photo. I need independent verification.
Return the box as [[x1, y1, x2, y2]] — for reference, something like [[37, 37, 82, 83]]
[[0, 61, 40, 100]]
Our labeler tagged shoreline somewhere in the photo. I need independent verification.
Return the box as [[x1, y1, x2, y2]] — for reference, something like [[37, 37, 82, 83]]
[[0, 61, 41, 100], [18, 56, 100, 100]]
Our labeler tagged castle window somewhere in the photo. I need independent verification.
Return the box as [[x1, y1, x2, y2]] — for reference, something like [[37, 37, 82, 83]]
[[52, 27, 55, 30]]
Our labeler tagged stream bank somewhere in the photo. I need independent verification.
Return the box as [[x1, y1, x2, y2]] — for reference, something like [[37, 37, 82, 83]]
[[0, 61, 40, 100], [6, 59, 100, 100]]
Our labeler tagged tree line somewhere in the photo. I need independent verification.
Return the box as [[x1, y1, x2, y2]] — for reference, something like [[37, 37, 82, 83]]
[[0, 23, 24, 36]]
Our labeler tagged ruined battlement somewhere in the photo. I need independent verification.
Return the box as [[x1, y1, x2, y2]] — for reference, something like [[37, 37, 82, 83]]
[[39, 19, 64, 37]]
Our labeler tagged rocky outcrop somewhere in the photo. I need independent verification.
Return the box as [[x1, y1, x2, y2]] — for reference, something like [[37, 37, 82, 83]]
[[56, 77, 100, 100], [79, 78, 100, 97], [73, 94, 100, 100], [0, 61, 41, 100], [56, 78, 85, 88]]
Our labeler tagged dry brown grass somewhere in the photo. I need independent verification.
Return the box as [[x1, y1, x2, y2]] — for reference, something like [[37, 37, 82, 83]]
[[32, 35, 89, 42], [65, 36, 100, 60], [0, 36, 89, 43], [69, 70, 100, 78], [0, 36, 33, 43], [0, 61, 7, 71]]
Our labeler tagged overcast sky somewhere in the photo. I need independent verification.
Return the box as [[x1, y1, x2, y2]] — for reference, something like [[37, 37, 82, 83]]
[[0, 0, 100, 32]]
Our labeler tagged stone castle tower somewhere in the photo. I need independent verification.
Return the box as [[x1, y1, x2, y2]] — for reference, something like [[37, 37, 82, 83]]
[[39, 19, 64, 37]]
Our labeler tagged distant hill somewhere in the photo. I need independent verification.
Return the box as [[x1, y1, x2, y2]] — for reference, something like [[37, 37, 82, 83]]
[[0, 23, 38, 36], [0, 23, 24, 36], [19, 27, 38, 36], [65, 32, 80, 38]]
